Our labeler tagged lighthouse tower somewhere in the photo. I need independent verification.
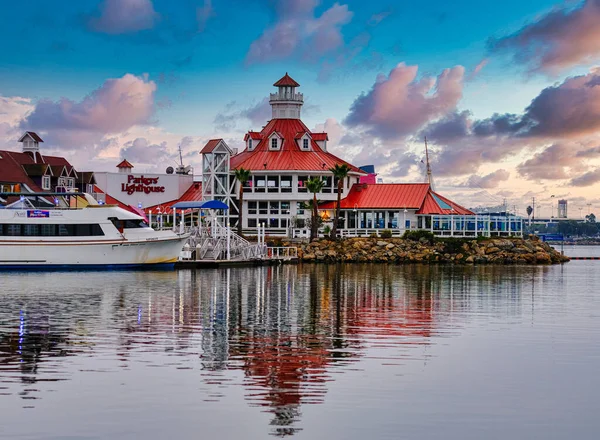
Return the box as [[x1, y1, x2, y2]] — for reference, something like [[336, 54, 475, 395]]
[[269, 73, 303, 119]]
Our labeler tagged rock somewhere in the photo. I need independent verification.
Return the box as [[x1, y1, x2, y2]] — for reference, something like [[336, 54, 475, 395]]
[[465, 255, 475, 263], [486, 246, 501, 254], [535, 252, 551, 264], [386, 243, 395, 249], [377, 241, 388, 247]]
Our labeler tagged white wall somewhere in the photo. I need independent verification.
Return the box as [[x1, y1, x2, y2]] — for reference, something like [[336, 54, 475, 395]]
[[95, 172, 193, 208]]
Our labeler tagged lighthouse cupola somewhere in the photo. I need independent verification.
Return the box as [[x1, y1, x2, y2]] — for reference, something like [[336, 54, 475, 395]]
[[270, 73, 303, 119]]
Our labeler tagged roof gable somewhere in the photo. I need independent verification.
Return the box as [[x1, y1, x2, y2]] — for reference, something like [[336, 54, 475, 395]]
[[19, 131, 44, 143], [201, 139, 232, 154], [116, 159, 134, 169]]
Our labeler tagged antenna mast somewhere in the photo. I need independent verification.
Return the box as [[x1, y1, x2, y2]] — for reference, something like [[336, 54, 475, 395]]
[[424, 136, 434, 190], [178, 144, 184, 168]]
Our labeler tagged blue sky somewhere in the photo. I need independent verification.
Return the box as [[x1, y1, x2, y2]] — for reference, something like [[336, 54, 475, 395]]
[[2, 0, 600, 214]]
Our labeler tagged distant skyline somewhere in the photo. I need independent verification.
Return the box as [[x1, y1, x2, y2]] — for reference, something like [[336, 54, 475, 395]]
[[2, 0, 600, 216]]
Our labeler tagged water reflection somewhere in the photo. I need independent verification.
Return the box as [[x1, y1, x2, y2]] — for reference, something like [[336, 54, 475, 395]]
[[0, 264, 554, 436]]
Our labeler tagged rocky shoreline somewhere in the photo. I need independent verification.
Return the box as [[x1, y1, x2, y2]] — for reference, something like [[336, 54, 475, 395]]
[[291, 236, 569, 265]]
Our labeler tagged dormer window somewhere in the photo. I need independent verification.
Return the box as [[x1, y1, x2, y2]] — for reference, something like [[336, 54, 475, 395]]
[[269, 136, 281, 150], [42, 175, 51, 190], [303, 138, 309, 150], [248, 139, 253, 150], [271, 138, 278, 149]]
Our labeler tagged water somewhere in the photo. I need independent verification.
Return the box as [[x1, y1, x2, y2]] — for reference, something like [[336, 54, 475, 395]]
[[552, 244, 600, 258], [1, 263, 599, 439]]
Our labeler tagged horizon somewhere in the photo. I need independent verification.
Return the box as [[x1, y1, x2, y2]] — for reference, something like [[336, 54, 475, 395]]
[[2, 0, 600, 219]]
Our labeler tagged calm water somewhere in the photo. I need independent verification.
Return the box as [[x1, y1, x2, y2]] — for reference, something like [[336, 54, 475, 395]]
[[1, 263, 599, 439], [552, 244, 600, 258]]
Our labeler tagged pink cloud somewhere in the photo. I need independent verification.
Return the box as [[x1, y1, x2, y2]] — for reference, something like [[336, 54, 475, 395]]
[[489, 0, 600, 73], [22, 74, 156, 134], [345, 63, 465, 138], [517, 143, 589, 180], [89, 0, 159, 35], [464, 169, 510, 189], [570, 168, 600, 187], [196, 0, 214, 32], [246, 1, 352, 64]]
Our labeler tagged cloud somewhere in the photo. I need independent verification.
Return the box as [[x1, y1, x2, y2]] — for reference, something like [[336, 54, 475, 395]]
[[197, 0, 214, 32], [473, 69, 600, 138], [0, 96, 35, 148], [467, 58, 489, 80], [464, 169, 510, 189], [246, 0, 353, 64], [214, 98, 272, 132], [516, 143, 587, 180], [570, 168, 600, 187], [488, 0, 600, 73], [21, 74, 156, 134], [120, 137, 171, 164], [345, 63, 465, 139], [368, 9, 393, 26], [88, 0, 159, 34]]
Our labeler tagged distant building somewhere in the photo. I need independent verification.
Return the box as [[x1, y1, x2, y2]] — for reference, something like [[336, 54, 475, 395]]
[[359, 165, 377, 184], [558, 199, 567, 218], [0, 131, 91, 196]]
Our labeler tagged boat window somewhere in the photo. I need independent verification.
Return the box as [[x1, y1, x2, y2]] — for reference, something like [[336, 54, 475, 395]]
[[0, 224, 104, 237], [110, 218, 148, 230]]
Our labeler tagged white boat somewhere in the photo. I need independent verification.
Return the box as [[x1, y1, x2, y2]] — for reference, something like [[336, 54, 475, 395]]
[[0, 193, 189, 269]]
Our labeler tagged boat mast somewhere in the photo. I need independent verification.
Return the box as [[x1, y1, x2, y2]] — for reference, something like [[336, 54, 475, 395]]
[[424, 136, 434, 190]]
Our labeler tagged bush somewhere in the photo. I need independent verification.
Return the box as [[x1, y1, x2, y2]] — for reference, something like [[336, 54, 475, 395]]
[[323, 225, 331, 235], [402, 230, 434, 243], [380, 229, 393, 238]]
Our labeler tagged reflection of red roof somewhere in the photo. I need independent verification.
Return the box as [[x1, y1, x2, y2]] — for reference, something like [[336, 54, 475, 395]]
[[144, 182, 203, 213], [273, 73, 300, 87], [230, 119, 364, 173], [200, 139, 223, 154], [116, 159, 134, 169], [320, 183, 474, 215]]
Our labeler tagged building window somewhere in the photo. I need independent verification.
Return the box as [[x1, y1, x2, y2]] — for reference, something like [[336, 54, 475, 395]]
[[248, 218, 257, 228], [248, 139, 253, 150], [303, 138, 309, 150], [248, 201, 257, 215], [87, 184, 94, 194], [269, 201, 279, 215], [281, 176, 292, 192], [269, 218, 279, 228], [67, 178, 75, 188], [42, 175, 51, 190], [267, 176, 279, 192], [259, 202, 268, 215], [280, 218, 288, 228], [271, 138, 278, 150], [254, 175, 266, 193], [298, 175, 308, 192], [297, 202, 305, 215], [281, 202, 290, 215], [58, 177, 68, 187]]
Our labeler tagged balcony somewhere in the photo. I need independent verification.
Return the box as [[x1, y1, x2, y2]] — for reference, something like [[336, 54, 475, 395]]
[[269, 92, 304, 103]]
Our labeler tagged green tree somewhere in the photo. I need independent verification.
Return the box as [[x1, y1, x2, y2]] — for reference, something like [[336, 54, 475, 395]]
[[306, 177, 325, 241], [585, 213, 596, 223], [234, 167, 251, 236], [328, 163, 351, 239]]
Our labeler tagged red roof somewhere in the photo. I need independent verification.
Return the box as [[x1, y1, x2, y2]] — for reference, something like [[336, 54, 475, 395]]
[[200, 139, 226, 154], [320, 183, 474, 215], [0, 150, 77, 192], [273, 73, 300, 87], [144, 182, 203, 213], [19, 131, 44, 143], [312, 133, 328, 141], [230, 118, 364, 173], [245, 132, 262, 141], [93, 185, 137, 213], [116, 159, 134, 169]]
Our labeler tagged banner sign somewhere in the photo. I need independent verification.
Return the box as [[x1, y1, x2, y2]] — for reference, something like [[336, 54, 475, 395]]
[[27, 210, 50, 218], [121, 175, 166, 196]]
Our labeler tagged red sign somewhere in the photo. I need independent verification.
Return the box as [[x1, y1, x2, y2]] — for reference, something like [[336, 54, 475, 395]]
[[121, 175, 165, 195]]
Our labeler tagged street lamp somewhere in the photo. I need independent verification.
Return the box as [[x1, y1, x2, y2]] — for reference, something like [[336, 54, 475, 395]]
[[353, 203, 358, 236], [550, 195, 555, 218], [403, 208, 408, 232]]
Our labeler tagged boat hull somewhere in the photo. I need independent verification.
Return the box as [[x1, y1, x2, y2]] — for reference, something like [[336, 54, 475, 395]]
[[0, 236, 187, 269]]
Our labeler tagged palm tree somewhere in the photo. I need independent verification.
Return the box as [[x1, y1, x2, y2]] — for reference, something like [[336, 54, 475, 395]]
[[306, 177, 324, 241], [234, 167, 251, 236], [329, 164, 351, 239]]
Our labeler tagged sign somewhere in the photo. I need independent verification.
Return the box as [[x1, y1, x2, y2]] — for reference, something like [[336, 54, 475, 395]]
[[27, 210, 50, 218], [541, 233, 564, 242], [121, 175, 166, 196]]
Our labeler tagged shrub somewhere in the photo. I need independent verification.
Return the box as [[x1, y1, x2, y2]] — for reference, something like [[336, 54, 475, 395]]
[[380, 229, 393, 238], [403, 230, 434, 243], [323, 225, 331, 235]]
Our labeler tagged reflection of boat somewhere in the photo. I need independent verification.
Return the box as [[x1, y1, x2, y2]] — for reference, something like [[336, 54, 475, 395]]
[[0, 192, 189, 269]]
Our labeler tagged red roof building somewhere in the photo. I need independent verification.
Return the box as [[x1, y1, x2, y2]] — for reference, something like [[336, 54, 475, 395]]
[[116, 159, 134, 169]]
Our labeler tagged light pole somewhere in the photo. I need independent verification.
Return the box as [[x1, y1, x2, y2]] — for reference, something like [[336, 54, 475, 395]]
[[403, 208, 408, 233], [551, 195, 555, 218], [579, 207, 583, 219], [353, 204, 358, 236], [588, 203, 592, 215]]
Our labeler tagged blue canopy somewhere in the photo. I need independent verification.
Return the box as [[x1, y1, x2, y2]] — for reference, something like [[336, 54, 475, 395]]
[[172, 200, 229, 210]]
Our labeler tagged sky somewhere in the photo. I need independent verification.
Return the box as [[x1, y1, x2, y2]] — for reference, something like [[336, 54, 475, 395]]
[[1, 0, 600, 216]]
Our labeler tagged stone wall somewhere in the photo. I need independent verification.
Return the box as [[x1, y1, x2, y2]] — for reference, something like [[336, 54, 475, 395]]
[[291, 237, 569, 265]]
